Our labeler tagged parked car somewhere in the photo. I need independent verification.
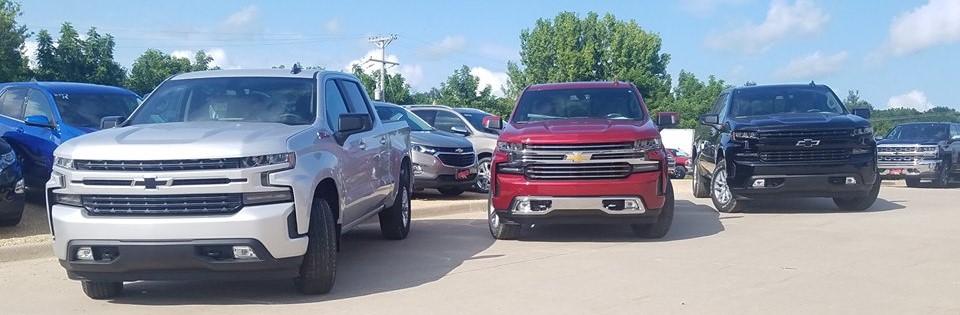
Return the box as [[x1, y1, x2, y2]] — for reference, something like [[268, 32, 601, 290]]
[[48, 69, 412, 299], [0, 138, 25, 227], [454, 107, 500, 135], [666, 150, 677, 178], [692, 83, 880, 213], [407, 105, 497, 193], [666, 148, 692, 179], [0, 82, 141, 190], [374, 102, 478, 196], [877, 122, 960, 187], [484, 81, 678, 239]]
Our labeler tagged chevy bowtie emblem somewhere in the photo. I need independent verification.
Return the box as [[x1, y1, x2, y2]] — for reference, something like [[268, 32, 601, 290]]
[[455, 148, 464, 153], [796, 139, 821, 148], [564, 152, 592, 163], [133, 177, 168, 189]]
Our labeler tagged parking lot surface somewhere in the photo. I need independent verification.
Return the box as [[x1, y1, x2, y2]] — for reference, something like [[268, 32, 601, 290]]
[[0, 181, 957, 314]]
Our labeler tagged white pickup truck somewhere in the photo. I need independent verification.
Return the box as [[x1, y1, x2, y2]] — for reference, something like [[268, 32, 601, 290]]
[[46, 69, 412, 299]]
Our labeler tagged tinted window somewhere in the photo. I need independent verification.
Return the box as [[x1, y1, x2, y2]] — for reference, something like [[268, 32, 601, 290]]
[[375, 105, 433, 132], [24, 89, 55, 121], [886, 124, 950, 141], [952, 124, 960, 137], [434, 111, 469, 133], [324, 80, 349, 131], [459, 111, 491, 131], [730, 87, 845, 117], [129, 77, 315, 126], [411, 109, 438, 125], [0, 88, 27, 119], [512, 88, 644, 123], [341, 81, 371, 116], [711, 94, 726, 114], [54, 93, 139, 128]]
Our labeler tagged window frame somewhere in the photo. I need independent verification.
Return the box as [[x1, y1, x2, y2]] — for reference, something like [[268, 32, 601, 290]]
[[0, 87, 29, 120]]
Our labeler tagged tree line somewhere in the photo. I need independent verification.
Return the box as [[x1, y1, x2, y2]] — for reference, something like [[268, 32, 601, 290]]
[[0, 1, 955, 130]]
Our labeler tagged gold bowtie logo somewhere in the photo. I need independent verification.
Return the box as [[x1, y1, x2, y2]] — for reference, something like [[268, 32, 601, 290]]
[[564, 152, 592, 163]]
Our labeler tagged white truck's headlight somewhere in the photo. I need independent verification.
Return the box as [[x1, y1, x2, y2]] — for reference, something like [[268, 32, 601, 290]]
[[55, 194, 82, 207], [241, 153, 295, 168], [54, 157, 75, 170], [243, 190, 294, 205]]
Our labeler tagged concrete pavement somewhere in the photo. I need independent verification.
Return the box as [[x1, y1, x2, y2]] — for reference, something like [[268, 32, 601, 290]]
[[0, 182, 958, 314]]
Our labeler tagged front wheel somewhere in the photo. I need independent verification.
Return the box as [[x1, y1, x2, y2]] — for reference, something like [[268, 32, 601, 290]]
[[0, 208, 23, 227], [631, 181, 674, 239], [81, 281, 123, 300], [673, 166, 687, 179], [473, 157, 491, 193], [488, 201, 521, 240], [936, 163, 952, 188], [294, 197, 338, 295], [691, 156, 710, 198], [833, 176, 881, 211], [711, 159, 742, 213]]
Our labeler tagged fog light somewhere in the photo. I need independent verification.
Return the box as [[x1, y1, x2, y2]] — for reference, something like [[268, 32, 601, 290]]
[[752, 179, 766, 188], [624, 200, 640, 210], [14, 179, 23, 194], [845, 177, 857, 185], [76, 247, 94, 261], [232, 246, 258, 260], [517, 200, 531, 212], [413, 164, 423, 175]]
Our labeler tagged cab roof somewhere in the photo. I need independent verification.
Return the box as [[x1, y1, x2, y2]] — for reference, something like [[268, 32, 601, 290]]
[[526, 81, 637, 91], [0, 81, 138, 96], [170, 69, 338, 80]]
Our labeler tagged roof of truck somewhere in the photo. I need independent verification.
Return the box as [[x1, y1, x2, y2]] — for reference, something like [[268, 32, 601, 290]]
[[171, 69, 341, 80], [525, 81, 637, 91]]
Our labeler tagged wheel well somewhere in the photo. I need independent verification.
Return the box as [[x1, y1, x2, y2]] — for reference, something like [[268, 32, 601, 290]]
[[478, 152, 493, 160], [314, 178, 340, 224], [401, 156, 412, 185]]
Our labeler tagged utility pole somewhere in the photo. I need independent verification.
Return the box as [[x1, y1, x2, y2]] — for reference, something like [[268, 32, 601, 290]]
[[366, 34, 399, 101]]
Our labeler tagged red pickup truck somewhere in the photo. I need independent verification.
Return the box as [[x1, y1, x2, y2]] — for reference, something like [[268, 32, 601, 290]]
[[484, 82, 677, 239]]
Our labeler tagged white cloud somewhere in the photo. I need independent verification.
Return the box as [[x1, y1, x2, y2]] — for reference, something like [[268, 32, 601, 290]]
[[170, 50, 192, 59], [470, 67, 509, 97], [887, 90, 933, 111], [773, 51, 848, 80], [22, 40, 38, 68], [680, 0, 751, 15], [345, 50, 424, 88], [420, 36, 467, 58], [325, 19, 341, 35], [885, 0, 960, 56], [400, 64, 424, 88], [169, 48, 232, 69], [222, 5, 259, 28], [705, 0, 829, 53]]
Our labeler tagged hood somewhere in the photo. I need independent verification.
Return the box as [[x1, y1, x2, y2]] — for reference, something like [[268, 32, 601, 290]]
[[878, 138, 943, 146], [410, 130, 473, 148], [56, 122, 309, 160], [730, 113, 870, 130], [498, 119, 659, 143]]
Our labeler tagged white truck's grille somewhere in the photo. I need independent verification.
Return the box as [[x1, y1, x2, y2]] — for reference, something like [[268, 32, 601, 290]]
[[82, 194, 243, 215], [75, 159, 243, 171]]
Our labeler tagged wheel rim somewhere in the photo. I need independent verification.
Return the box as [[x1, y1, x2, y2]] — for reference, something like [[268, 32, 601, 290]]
[[476, 160, 491, 191], [401, 187, 410, 227], [713, 170, 732, 204]]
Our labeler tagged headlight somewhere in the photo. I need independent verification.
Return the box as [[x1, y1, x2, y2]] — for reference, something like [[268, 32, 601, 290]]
[[54, 156, 74, 170], [634, 139, 662, 151], [241, 153, 295, 168], [496, 141, 524, 153], [919, 146, 938, 152], [732, 131, 758, 141], [243, 190, 294, 205], [0, 151, 15, 169], [55, 194, 82, 207], [853, 127, 873, 136], [412, 145, 437, 154]]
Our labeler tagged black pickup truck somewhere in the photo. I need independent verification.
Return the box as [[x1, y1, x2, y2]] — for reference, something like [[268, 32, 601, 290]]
[[691, 83, 880, 212], [877, 122, 960, 187]]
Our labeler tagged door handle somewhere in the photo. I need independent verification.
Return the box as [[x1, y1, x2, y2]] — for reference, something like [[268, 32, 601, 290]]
[[380, 137, 387, 145], [16, 127, 23, 133], [359, 140, 367, 150]]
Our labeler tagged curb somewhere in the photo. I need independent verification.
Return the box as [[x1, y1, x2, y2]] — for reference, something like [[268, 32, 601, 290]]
[[0, 200, 489, 263]]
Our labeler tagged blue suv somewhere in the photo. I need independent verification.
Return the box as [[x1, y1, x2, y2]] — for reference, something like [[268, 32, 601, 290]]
[[0, 82, 141, 189]]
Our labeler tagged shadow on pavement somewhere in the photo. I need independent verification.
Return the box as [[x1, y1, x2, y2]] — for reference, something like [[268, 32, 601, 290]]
[[0, 190, 50, 240], [741, 198, 905, 214], [411, 190, 487, 201], [517, 200, 724, 243], [110, 218, 494, 305]]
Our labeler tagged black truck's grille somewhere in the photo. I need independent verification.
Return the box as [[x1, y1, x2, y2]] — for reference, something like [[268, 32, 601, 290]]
[[437, 153, 476, 167], [760, 149, 851, 162], [525, 162, 632, 180], [75, 159, 243, 171], [82, 194, 243, 216]]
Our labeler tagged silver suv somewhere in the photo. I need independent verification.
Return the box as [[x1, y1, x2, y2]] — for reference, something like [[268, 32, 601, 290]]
[[47, 69, 412, 299], [374, 102, 478, 196], [407, 105, 497, 193]]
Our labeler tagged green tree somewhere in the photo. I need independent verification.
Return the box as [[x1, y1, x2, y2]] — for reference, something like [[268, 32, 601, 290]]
[[34, 23, 126, 85], [33, 29, 56, 79], [82, 27, 125, 86], [192, 51, 216, 71], [843, 90, 873, 110], [0, 0, 29, 82], [126, 49, 192, 95], [670, 71, 732, 128], [507, 12, 672, 111], [437, 65, 513, 116], [350, 64, 412, 104]]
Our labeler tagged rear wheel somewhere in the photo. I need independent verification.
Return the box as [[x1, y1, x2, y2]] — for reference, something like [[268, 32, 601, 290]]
[[488, 201, 521, 240], [692, 156, 710, 198], [936, 164, 952, 188], [438, 187, 465, 197], [905, 177, 921, 188], [379, 165, 411, 240], [711, 159, 742, 213], [81, 281, 123, 300], [294, 197, 337, 295], [631, 181, 674, 239], [673, 166, 687, 179], [833, 175, 881, 211]]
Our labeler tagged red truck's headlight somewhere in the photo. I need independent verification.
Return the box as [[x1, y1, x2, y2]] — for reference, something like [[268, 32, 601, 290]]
[[496, 141, 524, 153], [634, 138, 662, 151]]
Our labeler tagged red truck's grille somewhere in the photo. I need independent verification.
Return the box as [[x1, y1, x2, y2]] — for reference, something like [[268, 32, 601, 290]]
[[525, 162, 632, 180]]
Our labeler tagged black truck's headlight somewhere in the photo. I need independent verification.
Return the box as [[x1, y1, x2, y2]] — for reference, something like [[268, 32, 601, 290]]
[[853, 127, 873, 136], [732, 131, 758, 141]]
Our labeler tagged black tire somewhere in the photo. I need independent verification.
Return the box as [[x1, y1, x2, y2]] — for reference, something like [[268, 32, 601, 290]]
[[473, 157, 492, 193], [81, 281, 123, 300], [905, 177, 921, 188], [691, 156, 710, 198], [0, 210, 23, 227], [631, 180, 674, 239], [711, 159, 742, 213], [380, 165, 411, 240], [294, 197, 337, 295], [437, 187, 465, 197], [834, 176, 881, 211], [936, 164, 951, 188], [673, 166, 687, 179], [487, 200, 521, 240]]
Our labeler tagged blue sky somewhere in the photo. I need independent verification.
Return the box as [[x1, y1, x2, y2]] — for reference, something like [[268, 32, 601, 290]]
[[16, 0, 960, 110]]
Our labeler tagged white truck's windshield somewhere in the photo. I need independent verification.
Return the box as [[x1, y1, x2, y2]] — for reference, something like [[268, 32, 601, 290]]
[[129, 77, 316, 125]]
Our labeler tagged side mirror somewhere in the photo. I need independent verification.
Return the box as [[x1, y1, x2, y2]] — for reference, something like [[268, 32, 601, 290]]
[[100, 116, 123, 129], [875, 136, 884, 141], [655, 112, 679, 129], [852, 108, 871, 119], [449, 126, 470, 136], [699, 114, 720, 126], [335, 113, 372, 145], [951, 135, 960, 143], [24, 115, 53, 128], [484, 118, 503, 130]]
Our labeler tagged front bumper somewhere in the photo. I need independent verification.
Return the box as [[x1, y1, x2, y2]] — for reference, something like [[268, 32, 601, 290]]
[[412, 151, 478, 189], [728, 155, 878, 199], [496, 195, 661, 225], [60, 239, 302, 282], [878, 161, 939, 180]]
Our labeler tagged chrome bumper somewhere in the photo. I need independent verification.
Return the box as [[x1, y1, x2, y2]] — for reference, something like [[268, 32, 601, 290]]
[[509, 196, 646, 216], [878, 160, 938, 177]]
